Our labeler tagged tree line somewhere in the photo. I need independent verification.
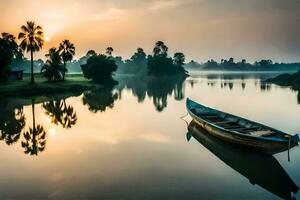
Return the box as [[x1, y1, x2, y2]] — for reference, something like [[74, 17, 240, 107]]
[[1, 21, 188, 85], [0, 21, 76, 83], [185, 58, 300, 71]]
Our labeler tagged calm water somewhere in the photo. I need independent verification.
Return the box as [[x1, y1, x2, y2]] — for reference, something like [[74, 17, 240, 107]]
[[0, 72, 300, 200]]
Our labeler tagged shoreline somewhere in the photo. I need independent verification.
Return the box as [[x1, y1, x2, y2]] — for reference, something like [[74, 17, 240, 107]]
[[0, 74, 97, 98]]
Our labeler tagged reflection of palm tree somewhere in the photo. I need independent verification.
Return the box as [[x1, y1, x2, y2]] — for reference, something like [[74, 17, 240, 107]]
[[0, 106, 25, 145], [21, 100, 46, 156], [61, 100, 77, 128], [147, 77, 185, 112], [18, 21, 44, 84], [42, 99, 77, 129]]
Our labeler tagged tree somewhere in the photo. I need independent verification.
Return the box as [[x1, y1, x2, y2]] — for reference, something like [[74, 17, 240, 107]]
[[0, 33, 20, 81], [147, 41, 188, 77], [86, 50, 97, 57], [131, 48, 147, 64], [0, 103, 25, 145], [106, 47, 114, 56], [123, 48, 147, 75], [173, 52, 185, 67], [18, 21, 44, 84], [21, 100, 46, 156], [256, 59, 273, 68], [41, 48, 64, 81], [153, 41, 168, 57], [81, 54, 118, 85], [59, 40, 75, 80]]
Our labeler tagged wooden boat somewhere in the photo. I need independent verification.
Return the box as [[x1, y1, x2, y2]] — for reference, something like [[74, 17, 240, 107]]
[[186, 98, 299, 154], [187, 121, 299, 200]]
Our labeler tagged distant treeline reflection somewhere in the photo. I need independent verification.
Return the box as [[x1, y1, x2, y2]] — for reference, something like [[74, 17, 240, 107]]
[[202, 80, 272, 92]]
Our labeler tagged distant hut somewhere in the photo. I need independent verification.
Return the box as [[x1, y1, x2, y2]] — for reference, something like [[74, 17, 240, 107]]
[[9, 66, 23, 80], [9, 70, 23, 80]]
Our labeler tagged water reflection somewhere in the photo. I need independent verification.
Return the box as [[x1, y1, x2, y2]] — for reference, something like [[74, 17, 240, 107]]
[[0, 96, 79, 156], [187, 121, 299, 200], [82, 87, 119, 113], [203, 79, 276, 92], [192, 72, 282, 80], [260, 82, 272, 91], [0, 101, 25, 145], [241, 82, 246, 90], [116, 76, 185, 112], [21, 100, 47, 156], [42, 99, 77, 129]]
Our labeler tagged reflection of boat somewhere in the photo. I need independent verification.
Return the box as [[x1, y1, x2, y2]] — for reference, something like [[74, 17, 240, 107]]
[[186, 98, 299, 154], [188, 121, 299, 200]]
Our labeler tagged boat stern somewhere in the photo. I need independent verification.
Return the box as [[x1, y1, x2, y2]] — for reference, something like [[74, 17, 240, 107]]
[[292, 134, 300, 146]]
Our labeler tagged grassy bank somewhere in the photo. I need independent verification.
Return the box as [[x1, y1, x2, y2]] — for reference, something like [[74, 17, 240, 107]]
[[0, 74, 97, 98]]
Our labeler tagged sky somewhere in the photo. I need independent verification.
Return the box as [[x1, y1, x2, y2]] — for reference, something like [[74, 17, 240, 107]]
[[0, 0, 300, 63]]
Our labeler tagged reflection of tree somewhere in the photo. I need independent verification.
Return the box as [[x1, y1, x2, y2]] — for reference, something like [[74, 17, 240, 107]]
[[116, 76, 185, 112], [228, 82, 234, 90], [297, 92, 300, 105], [260, 82, 271, 91], [82, 87, 118, 113], [241, 82, 246, 90], [117, 77, 147, 103], [0, 102, 25, 145], [21, 100, 46, 156], [42, 99, 77, 129]]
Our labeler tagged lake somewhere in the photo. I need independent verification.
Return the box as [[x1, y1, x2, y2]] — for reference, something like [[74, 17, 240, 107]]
[[0, 72, 299, 200]]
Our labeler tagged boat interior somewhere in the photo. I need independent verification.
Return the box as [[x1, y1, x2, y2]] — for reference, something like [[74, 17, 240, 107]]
[[191, 108, 282, 138]]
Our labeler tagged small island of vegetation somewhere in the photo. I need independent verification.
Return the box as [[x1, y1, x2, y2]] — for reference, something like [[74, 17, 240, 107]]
[[267, 71, 300, 90]]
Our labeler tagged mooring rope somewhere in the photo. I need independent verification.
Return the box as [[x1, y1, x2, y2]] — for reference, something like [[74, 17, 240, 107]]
[[180, 112, 189, 127], [288, 136, 291, 162], [180, 112, 189, 119]]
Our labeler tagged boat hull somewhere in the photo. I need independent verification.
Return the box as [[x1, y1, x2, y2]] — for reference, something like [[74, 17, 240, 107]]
[[186, 98, 298, 154]]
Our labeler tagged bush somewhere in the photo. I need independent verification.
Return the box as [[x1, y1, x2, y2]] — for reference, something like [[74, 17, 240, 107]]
[[81, 54, 118, 85]]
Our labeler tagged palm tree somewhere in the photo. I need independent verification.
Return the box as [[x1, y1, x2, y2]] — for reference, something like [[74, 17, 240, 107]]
[[41, 48, 64, 81], [106, 47, 114, 56], [59, 40, 75, 80], [18, 21, 44, 84], [21, 100, 46, 156], [153, 41, 168, 57]]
